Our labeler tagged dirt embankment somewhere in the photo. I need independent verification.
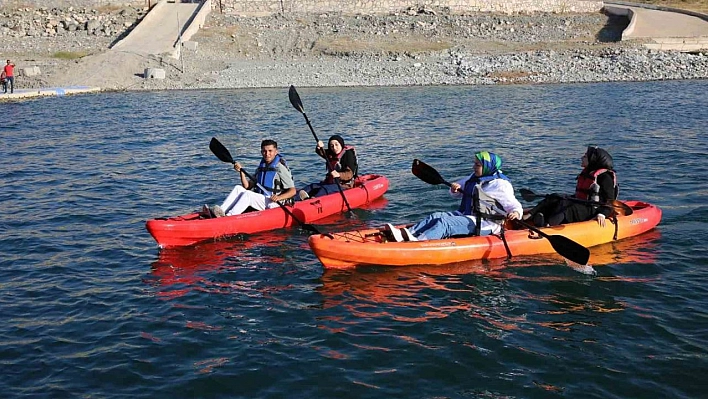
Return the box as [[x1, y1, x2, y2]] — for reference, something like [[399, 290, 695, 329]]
[[2, 4, 707, 90]]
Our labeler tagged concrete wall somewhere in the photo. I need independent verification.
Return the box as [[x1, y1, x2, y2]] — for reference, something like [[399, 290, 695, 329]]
[[213, 0, 604, 16], [1, 0, 603, 15], [1, 0, 146, 8]]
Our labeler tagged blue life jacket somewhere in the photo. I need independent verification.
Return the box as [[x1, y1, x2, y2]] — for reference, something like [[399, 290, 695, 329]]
[[255, 154, 289, 196]]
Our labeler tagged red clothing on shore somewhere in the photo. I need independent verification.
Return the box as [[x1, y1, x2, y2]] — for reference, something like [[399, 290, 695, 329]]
[[3, 64, 14, 77]]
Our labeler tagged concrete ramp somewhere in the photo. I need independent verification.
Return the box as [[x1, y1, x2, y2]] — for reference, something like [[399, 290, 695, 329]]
[[605, 3, 708, 51], [112, 0, 208, 57]]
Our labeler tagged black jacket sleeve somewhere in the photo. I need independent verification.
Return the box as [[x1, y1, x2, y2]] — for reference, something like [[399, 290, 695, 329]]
[[596, 172, 617, 217]]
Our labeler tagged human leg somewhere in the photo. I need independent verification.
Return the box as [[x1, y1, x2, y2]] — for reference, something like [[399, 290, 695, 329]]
[[7, 76, 13, 93], [408, 211, 459, 236], [312, 183, 340, 197], [561, 202, 594, 224], [411, 212, 476, 241], [221, 186, 267, 215]]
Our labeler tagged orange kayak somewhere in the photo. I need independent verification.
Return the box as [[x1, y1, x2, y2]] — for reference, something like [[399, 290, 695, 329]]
[[308, 201, 661, 269], [147, 174, 389, 247]]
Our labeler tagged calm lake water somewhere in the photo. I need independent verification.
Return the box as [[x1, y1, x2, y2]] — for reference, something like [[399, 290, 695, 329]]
[[1, 81, 706, 398]]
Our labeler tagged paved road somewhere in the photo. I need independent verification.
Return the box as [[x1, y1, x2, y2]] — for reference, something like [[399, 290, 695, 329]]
[[625, 7, 708, 39]]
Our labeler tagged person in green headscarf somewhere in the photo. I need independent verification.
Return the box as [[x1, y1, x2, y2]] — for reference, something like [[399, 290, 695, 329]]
[[385, 151, 523, 242]]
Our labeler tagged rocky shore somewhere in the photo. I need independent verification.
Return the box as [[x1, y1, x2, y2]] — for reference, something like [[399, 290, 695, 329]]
[[1, 5, 707, 91]]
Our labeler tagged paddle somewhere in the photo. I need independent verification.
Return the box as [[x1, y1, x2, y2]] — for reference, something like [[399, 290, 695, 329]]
[[288, 85, 355, 216], [209, 137, 323, 235], [411, 159, 591, 265], [519, 188, 633, 216]]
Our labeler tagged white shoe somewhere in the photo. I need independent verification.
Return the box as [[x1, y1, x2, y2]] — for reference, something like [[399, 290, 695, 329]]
[[401, 227, 418, 241], [385, 223, 404, 242], [298, 189, 310, 200]]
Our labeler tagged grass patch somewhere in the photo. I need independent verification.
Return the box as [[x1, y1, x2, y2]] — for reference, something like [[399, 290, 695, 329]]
[[52, 51, 88, 60], [95, 5, 123, 13], [487, 70, 534, 83]]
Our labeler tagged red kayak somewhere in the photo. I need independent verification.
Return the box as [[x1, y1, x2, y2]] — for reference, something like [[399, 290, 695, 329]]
[[146, 174, 389, 247]]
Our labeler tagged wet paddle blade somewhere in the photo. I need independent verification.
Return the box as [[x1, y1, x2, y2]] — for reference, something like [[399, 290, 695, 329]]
[[412, 159, 450, 187], [209, 137, 234, 164], [547, 234, 591, 265], [288, 85, 304, 113]]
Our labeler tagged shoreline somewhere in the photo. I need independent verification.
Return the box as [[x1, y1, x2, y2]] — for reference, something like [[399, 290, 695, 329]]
[[1, 7, 707, 94]]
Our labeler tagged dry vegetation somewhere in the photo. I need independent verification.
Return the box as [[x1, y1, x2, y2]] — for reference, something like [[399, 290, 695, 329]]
[[640, 0, 708, 12], [313, 36, 452, 56]]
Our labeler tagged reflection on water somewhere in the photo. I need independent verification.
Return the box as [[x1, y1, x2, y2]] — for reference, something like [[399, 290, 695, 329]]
[[149, 233, 293, 300], [315, 228, 663, 339], [1, 82, 706, 399]]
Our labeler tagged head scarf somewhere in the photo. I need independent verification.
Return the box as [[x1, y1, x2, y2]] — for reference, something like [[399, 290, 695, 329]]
[[328, 135, 345, 148], [474, 151, 503, 177], [585, 146, 613, 171]]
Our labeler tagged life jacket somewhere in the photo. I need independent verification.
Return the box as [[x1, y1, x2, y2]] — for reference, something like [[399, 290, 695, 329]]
[[457, 172, 509, 216], [575, 168, 617, 202], [324, 145, 357, 184], [254, 154, 289, 196]]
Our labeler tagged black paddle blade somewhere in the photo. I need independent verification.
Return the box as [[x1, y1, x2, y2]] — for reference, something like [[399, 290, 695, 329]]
[[519, 188, 539, 202], [288, 85, 304, 113], [412, 159, 450, 187], [209, 137, 234, 164], [546, 235, 591, 265]]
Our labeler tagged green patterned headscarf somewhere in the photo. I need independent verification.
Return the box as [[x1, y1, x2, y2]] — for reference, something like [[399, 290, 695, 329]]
[[474, 151, 503, 177]]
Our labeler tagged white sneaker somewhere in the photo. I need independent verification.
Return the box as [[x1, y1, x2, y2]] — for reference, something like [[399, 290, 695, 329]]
[[298, 189, 310, 200], [211, 205, 226, 218], [401, 227, 418, 241], [384, 223, 405, 242]]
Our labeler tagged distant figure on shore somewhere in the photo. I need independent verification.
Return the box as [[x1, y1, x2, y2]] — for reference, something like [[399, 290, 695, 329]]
[[3, 60, 14, 94]]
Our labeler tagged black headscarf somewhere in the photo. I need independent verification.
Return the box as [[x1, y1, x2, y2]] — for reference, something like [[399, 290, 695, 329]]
[[584, 146, 613, 172], [328, 135, 345, 148]]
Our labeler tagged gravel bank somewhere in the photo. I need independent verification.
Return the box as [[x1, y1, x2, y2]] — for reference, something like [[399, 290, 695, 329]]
[[1, 6, 707, 91]]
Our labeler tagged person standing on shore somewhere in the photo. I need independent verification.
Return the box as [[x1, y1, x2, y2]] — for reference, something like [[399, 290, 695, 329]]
[[3, 60, 14, 94], [208, 139, 296, 217]]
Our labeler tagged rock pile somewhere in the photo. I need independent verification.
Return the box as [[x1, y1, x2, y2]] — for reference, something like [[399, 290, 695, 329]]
[[0, 6, 145, 38]]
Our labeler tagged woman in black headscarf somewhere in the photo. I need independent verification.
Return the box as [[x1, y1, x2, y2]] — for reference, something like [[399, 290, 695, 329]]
[[528, 146, 618, 227], [297, 134, 358, 199]]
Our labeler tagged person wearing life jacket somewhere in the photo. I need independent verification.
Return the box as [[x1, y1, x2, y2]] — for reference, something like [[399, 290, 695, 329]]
[[528, 146, 618, 227], [297, 134, 358, 199], [209, 139, 296, 217], [386, 151, 523, 242]]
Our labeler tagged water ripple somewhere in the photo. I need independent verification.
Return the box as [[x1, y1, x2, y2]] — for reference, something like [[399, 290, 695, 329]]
[[0, 81, 706, 398]]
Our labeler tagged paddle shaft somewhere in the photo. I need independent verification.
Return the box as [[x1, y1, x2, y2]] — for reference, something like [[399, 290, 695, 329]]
[[520, 189, 632, 216], [288, 85, 354, 215]]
